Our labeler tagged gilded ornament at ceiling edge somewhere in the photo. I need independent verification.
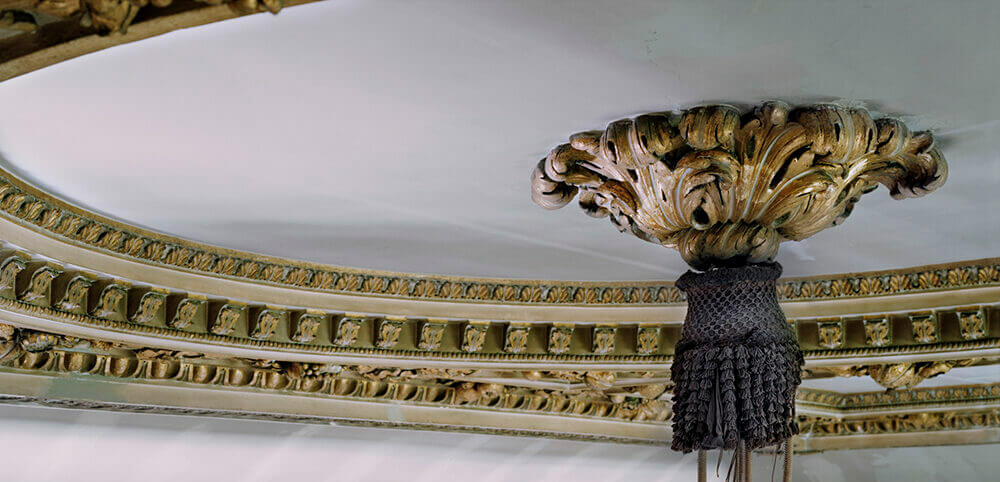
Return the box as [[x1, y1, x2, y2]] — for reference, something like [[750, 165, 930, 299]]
[[251, 308, 284, 340], [548, 325, 573, 354], [6, 0, 284, 36], [829, 359, 978, 390], [211, 303, 245, 336], [21, 265, 60, 306], [418, 322, 446, 351], [462, 323, 488, 353], [958, 308, 988, 340], [817, 321, 844, 349], [376, 319, 404, 349], [0, 240, 995, 363], [593, 326, 616, 355], [1, 322, 998, 447], [636, 326, 661, 355], [910, 312, 938, 344], [334, 317, 362, 347], [531, 102, 947, 270], [864, 317, 891, 347], [292, 312, 323, 343], [169, 297, 203, 329], [505, 324, 530, 353]]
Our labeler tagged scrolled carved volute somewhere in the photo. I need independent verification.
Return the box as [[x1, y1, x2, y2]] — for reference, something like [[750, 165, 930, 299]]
[[531, 102, 947, 270]]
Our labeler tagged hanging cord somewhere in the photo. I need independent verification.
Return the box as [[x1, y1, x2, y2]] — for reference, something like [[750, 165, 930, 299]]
[[782, 437, 793, 482], [698, 450, 707, 482], [725, 443, 752, 482], [770, 443, 779, 482], [725, 448, 737, 482], [734, 444, 742, 482], [702, 443, 757, 482]]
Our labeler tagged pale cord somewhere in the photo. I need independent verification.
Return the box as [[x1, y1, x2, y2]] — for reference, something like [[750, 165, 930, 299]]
[[770, 444, 779, 482], [734, 444, 742, 482], [783, 438, 793, 482], [726, 449, 737, 482]]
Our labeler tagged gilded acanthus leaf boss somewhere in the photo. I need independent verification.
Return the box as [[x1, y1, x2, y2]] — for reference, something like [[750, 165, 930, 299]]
[[531, 102, 947, 269]]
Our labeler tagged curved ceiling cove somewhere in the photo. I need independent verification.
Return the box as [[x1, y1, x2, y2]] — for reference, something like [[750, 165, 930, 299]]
[[1, 0, 998, 280]]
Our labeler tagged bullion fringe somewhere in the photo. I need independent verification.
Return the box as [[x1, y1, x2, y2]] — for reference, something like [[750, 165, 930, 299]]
[[670, 263, 804, 453]]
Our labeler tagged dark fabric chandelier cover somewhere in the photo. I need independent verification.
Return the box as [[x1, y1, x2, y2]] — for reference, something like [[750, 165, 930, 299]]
[[670, 263, 803, 453]]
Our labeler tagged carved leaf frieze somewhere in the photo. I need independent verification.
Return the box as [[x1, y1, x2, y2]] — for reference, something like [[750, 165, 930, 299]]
[[1, 323, 997, 444], [0, 247, 995, 363]]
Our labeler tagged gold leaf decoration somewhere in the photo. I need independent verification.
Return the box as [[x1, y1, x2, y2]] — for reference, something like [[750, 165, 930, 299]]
[[531, 102, 947, 269]]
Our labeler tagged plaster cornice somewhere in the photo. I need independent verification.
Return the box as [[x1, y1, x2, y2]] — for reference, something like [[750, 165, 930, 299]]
[[0, 164, 996, 368], [0, 167, 995, 309], [0, 154, 993, 451], [0, 324, 997, 450]]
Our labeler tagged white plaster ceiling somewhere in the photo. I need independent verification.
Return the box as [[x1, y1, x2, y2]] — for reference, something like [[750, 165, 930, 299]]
[[0, 0, 998, 280]]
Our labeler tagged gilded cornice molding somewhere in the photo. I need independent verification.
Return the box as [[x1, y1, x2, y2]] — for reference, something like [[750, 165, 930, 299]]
[[0, 394, 665, 445], [0, 0, 323, 82], [797, 409, 1000, 451], [0, 169, 995, 308], [1, 323, 997, 449], [0, 243, 996, 365], [798, 383, 1000, 412], [822, 360, 979, 390]]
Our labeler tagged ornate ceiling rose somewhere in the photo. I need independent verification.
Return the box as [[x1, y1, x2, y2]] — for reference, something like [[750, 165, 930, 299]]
[[531, 101, 948, 270], [530, 102, 949, 479]]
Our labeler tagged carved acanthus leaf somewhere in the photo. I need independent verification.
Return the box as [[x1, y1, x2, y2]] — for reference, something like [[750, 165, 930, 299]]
[[531, 102, 947, 270], [831, 359, 978, 390]]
